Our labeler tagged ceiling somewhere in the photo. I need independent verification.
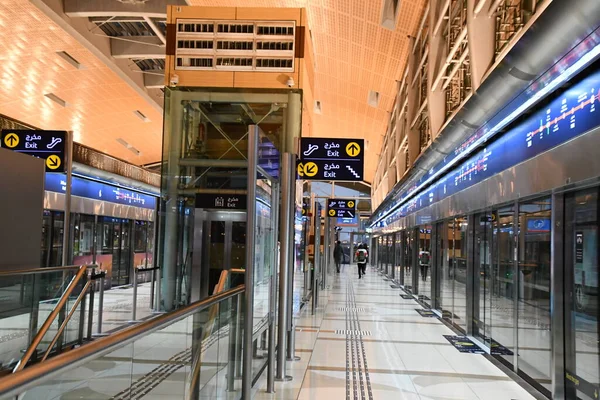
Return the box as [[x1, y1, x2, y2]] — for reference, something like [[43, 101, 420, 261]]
[[0, 0, 427, 182], [0, 0, 164, 164], [188, 0, 427, 182]]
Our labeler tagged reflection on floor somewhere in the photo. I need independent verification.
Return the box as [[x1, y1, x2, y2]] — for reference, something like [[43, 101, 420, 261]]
[[254, 265, 539, 400]]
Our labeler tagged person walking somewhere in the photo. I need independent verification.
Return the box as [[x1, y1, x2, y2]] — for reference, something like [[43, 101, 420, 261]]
[[355, 243, 368, 279], [333, 240, 343, 273]]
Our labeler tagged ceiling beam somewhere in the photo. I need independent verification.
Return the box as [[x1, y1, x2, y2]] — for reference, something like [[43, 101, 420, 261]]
[[64, 0, 186, 18], [144, 73, 164, 89], [111, 36, 165, 59]]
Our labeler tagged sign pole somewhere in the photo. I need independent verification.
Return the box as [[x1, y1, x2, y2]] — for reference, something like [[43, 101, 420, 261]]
[[61, 131, 73, 266]]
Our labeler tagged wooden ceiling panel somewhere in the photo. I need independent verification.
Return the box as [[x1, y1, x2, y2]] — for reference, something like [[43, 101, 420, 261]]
[[0, 0, 427, 182], [0, 0, 163, 165]]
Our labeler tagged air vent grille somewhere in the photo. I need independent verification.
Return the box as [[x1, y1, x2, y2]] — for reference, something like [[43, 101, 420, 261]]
[[216, 57, 253, 69], [217, 41, 253, 51], [177, 40, 214, 49], [256, 58, 293, 69], [217, 23, 254, 34], [256, 41, 293, 51], [177, 57, 213, 68], [178, 22, 214, 33], [175, 19, 295, 73]]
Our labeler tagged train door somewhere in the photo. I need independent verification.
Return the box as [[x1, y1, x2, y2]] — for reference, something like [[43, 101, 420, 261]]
[[41, 210, 64, 267], [433, 220, 446, 313], [193, 210, 247, 300], [418, 226, 432, 300], [564, 188, 600, 400], [473, 212, 493, 347], [112, 219, 132, 287]]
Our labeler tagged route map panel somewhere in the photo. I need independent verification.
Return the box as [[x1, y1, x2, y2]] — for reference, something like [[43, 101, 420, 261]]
[[377, 69, 600, 226]]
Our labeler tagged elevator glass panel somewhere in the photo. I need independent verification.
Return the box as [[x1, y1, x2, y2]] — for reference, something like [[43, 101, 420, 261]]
[[208, 220, 227, 292], [564, 188, 599, 400], [517, 197, 552, 390]]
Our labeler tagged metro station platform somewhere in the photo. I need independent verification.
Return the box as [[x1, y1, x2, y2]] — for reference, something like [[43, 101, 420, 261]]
[[255, 266, 542, 400]]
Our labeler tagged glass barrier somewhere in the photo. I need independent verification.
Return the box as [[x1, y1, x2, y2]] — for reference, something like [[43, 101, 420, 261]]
[[0, 288, 245, 400], [0, 268, 80, 372]]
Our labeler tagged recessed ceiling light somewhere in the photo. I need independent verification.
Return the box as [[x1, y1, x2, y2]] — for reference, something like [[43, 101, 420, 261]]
[[133, 110, 150, 122], [56, 51, 82, 69], [314, 100, 322, 114], [44, 93, 68, 107], [381, 0, 401, 30], [116, 138, 142, 156], [368, 91, 380, 108]]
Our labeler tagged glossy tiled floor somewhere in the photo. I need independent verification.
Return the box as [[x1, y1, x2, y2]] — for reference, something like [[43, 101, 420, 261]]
[[254, 265, 538, 400]]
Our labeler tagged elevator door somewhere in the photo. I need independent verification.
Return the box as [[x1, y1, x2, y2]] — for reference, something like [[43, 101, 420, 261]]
[[195, 211, 247, 299]]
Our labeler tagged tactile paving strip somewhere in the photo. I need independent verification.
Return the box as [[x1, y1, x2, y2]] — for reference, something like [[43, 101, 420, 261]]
[[344, 275, 374, 400]]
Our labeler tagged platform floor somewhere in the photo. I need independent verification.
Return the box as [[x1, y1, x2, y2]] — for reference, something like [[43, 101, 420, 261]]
[[255, 265, 542, 400]]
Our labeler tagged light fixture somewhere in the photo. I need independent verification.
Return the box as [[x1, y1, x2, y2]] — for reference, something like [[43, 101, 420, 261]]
[[44, 93, 68, 108], [56, 51, 82, 69], [368, 90, 380, 108], [133, 110, 150, 122]]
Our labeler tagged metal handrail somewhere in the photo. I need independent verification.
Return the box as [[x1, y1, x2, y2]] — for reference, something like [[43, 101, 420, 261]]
[[13, 266, 89, 372], [0, 285, 246, 399], [41, 280, 93, 362], [0, 264, 97, 277]]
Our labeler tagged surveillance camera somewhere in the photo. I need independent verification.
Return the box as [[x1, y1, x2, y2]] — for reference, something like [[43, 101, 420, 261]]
[[170, 74, 179, 87], [286, 77, 295, 87]]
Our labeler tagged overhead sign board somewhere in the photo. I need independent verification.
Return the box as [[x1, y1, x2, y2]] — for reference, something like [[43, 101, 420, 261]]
[[196, 193, 247, 210], [327, 198, 356, 218], [297, 138, 364, 181], [1, 130, 67, 173], [301, 198, 311, 217]]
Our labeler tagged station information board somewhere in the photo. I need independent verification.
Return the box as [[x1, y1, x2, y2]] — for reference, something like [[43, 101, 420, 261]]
[[1, 130, 67, 173], [377, 69, 600, 227], [297, 138, 364, 181], [326, 198, 356, 218]]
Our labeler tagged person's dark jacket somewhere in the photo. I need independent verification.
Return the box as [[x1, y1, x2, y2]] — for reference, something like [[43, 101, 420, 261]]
[[333, 243, 343, 262]]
